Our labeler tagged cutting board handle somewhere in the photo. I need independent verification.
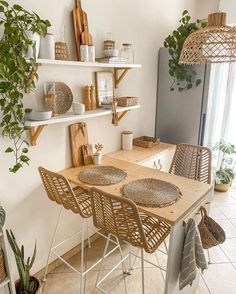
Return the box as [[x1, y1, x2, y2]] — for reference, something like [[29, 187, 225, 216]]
[[76, 0, 82, 9]]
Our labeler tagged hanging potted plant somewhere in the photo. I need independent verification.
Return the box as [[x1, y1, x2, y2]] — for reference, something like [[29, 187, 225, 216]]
[[164, 10, 207, 91], [0, 2, 51, 173], [215, 142, 236, 192], [6, 230, 39, 294]]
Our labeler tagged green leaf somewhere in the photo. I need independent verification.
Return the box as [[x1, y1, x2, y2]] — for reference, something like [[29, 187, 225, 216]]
[[12, 4, 22, 10], [187, 83, 192, 89], [0, 206, 6, 227], [182, 10, 188, 16], [5, 147, 13, 153], [196, 79, 201, 86], [24, 108, 32, 113]]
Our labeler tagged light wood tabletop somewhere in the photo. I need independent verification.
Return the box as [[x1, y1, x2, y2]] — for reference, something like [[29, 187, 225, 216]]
[[60, 156, 212, 225], [107, 143, 175, 164]]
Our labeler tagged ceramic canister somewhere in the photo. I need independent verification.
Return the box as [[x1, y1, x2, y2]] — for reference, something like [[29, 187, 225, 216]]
[[80, 45, 89, 62], [122, 131, 133, 150], [39, 33, 55, 60], [25, 31, 40, 59]]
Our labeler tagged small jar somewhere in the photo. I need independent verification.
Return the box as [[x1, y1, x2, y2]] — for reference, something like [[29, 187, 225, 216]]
[[120, 43, 134, 64], [122, 131, 133, 150]]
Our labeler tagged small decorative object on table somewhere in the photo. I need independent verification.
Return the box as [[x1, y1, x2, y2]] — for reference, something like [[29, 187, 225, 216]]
[[93, 143, 104, 164], [122, 131, 133, 150], [81, 144, 93, 165], [116, 97, 138, 107], [133, 136, 160, 148], [95, 72, 114, 107]]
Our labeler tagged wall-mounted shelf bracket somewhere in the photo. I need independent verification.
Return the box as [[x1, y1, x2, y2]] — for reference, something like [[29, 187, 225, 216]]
[[30, 125, 46, 146], [114, 68, 131, 88], [118, 110, 129, 122]]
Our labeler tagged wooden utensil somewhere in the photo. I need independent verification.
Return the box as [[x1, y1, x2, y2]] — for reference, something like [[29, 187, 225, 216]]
[[72, 0, 84, 60], [81, 144, 93, 165], [81, 11, 93, 46], [70, 122, 88, 166]]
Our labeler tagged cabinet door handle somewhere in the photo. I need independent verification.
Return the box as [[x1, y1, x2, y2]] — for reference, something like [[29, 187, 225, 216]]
[[154, 159, 162, 171]]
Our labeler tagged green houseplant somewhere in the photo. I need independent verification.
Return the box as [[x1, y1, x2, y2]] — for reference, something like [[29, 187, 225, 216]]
[[215, 142, 236, 192], [0, 1, 50, 173], [6, 230, 38, 294], [0, 206, 6, 228], [164, 10, 207, 91]]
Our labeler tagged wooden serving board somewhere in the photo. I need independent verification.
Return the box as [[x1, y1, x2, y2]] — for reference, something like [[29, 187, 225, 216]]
[[70, 122, 88, 166]]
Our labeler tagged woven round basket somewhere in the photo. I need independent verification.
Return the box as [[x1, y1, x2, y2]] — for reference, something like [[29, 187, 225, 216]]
[[48, 83, 73, 114], [0, 249, 7, 283], [79, 166, 127, 186], [122, 178, 182, 208], [198, 206, 226, 249]]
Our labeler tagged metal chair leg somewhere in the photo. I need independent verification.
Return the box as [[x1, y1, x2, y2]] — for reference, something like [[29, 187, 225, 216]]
[[207, 249, 212, 264], [43, 206, 63, 282], [94, 234, 112, 294], [141, 249, 145, 294], [86, 218, 91, 248], [154, 251, 165, 282], [80, 218, 86, 294]]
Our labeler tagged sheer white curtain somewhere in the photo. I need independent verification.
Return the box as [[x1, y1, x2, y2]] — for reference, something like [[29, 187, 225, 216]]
[[204, 63, 236, 148]]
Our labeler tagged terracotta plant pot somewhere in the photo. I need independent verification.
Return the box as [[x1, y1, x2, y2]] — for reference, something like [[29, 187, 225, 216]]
[[214, 183, 231, 192], [15, 277, 41, 294]]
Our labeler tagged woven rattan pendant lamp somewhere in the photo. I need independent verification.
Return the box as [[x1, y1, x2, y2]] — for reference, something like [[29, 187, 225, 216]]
[[179, 12, 236, 64]]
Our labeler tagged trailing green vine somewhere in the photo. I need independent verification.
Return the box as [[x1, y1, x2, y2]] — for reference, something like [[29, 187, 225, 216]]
[[164, 10, 207, 91], [0, 1, 50, 173]]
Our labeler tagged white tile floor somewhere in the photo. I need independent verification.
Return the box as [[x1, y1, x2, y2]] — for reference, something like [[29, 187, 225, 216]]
[[43, 188, 236, 294]]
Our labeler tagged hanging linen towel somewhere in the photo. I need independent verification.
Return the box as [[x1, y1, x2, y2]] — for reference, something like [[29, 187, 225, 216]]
[[179, 218, 207, 290]]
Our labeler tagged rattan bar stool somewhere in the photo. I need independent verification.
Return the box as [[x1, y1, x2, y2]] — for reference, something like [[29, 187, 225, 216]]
[[169, 143, 212, 262], [169, 143, 212, 184], [38, 167, 118, 294], [90, 187, 171, 294]]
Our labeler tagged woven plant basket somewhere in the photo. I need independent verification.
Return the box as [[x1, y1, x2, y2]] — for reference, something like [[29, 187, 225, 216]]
[[198, 206, 226, 249], [0, 249, 7, 283]]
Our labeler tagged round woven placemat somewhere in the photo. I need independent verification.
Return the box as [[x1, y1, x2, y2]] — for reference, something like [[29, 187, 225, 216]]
[[79, 166, 127, 186], [122, 178, 182, 208]]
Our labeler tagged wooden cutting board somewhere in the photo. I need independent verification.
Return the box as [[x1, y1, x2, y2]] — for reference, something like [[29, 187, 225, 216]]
[[72, 0, 84, 60], [70, 122, 88, 166], [81, 11, 93, 46]]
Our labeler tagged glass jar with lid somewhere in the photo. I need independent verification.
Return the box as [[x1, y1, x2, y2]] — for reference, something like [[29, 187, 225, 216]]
[[120, 43, 134, 64]]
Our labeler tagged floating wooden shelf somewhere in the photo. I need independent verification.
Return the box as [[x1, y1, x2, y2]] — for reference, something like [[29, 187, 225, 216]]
[[25, 105, 140, 145], [36, 58, 142, 69]]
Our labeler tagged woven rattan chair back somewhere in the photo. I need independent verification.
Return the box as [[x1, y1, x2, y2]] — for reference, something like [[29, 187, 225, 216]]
[[38, 166, 91, 217], [91, 188, 148, 249], [91, 188, 168, 253], [169, 143, 212, 184]]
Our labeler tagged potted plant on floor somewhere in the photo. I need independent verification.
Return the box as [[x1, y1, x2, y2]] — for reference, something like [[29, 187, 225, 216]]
[[6, 230, 39, 294], [215, 142, 236, 192]]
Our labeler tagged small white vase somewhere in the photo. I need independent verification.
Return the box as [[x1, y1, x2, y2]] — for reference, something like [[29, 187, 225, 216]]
[[93, 153, 101, 165], [25, 31, 40, 59], [39, 33, 55, 60]]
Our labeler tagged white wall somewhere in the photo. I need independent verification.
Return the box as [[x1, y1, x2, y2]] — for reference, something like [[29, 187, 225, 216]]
[[0, 0, 218, 279], [220, 0, 236, 24]]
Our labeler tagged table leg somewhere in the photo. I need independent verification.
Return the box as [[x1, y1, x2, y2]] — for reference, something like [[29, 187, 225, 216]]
[[164, 221, 199, 294]]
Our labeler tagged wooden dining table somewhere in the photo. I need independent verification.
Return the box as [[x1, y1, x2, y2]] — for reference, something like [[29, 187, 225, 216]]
[[60, 155, 213, 294]]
